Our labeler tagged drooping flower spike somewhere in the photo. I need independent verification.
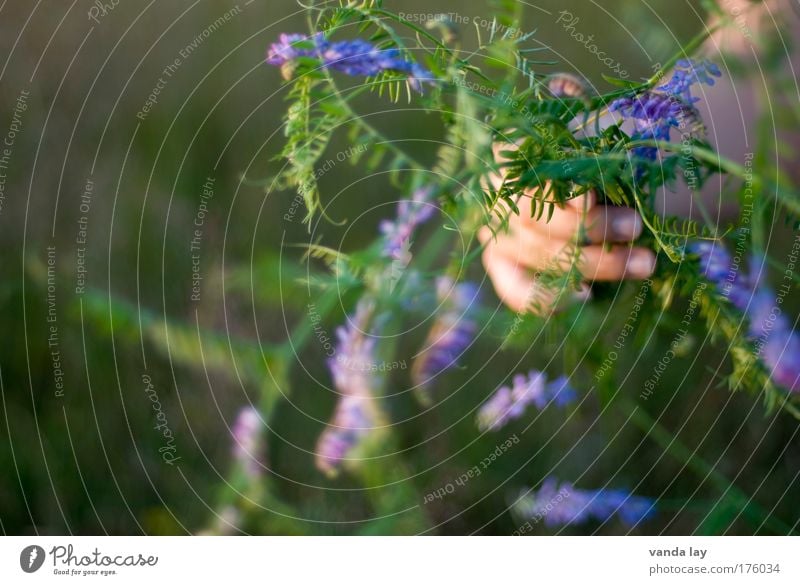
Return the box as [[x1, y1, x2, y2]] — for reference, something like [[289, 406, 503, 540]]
[[412, 277, 480, 405], [266, 33, 319, 63], [379, 187, 436, 261], [692, 241, 733, 284], [512, 477, 655, 528], [610, 58, 720, 161], [762, 329, 800, 392], [315, 393, 376, 477], [657, 59, 722, 103], [315, 300, 382, 476], [477, 370, 577, 431], [266, 33, 434, 92], [690, 241, 800, 393]]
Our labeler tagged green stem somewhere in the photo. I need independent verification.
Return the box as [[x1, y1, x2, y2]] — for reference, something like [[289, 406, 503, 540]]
[[631, 189, 683, 262], [304, 11, 426, 170], [621, 398, 796, 535], [644, 22, 722, 86], [627, 140, 800, 216], [279, 285, 340, 357]]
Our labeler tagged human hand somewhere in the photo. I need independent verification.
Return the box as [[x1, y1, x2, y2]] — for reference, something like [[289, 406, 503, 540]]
[[479, 145, 656, 314]]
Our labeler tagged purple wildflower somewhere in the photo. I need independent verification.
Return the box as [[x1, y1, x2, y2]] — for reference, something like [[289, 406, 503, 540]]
[[748, 288, 781, 339], [266, 33, 319, 63], [266, 33, 433, 91], [658, 59, 722, 103], [610, 94, 704, 161], [232, 406, 263, 477], [762, 329, 800, 392], [512, 477, 655, 528], [315, 300, 381, 476], [749, 285, 800, 393], [610, 93, 684, 141], [690, 241, 751, 311], [610, 59, 719, 161], [592, 488, 657, 527], [690, 242, 800, 393], [476, 370, 577, 431], [379, 187, 436, 261], [412, 277, 480, 404], [315, 394, 375, 477], [692, 241, 730, 282]]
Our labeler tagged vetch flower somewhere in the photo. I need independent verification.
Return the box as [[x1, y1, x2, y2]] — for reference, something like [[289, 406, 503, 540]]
[[690, 241, 800, 393], [748, 282, 800, 393], [762, 329, 800, 392], [610, 59, 719, 161], [412, 277, 480, 404], [689, 241, 751, 311], [692, 241, 731, 282], [477, 370, 577, 431], [748, 288, 781, 339], [315, 393, 376, 477], [610, 94, 704, 161], [512, 477, 655, 528], [315, 300, 382, 476], [266, 33, 433, 91], [379, 187, 436, 261], [266, 33, 318, 63], [657, 59, 721, 103], [232, 406, 263, 477]]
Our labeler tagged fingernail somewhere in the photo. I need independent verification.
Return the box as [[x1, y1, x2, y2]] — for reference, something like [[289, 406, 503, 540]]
[[627, 252, 656, 278], [612, 214, 643, 240]]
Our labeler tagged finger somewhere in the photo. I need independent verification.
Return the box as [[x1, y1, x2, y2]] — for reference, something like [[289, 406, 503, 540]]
[[578, 245, 656, 281], [478, 224, 559, 273], [481, 225, 656, 280], [527, 204, 643, 244], [482, 247, 591, 314], [483, 248, 554, 313]]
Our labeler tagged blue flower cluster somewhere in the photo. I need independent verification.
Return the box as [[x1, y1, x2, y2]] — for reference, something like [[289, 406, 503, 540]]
[[412, 277, 480, 405], [691, 241, 800, 392], [315, 300, 380, 477], [477, 370, 577, 431], [658, 59, 722, 103], [316, 196, 475, 473], [610, 59, 721, 161], [266, 33, 433, 91], [513, 477, 655, 528], [379, 187, 436, 260]]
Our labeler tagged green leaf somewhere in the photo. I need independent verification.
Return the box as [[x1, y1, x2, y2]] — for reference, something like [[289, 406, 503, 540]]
[[601, 74, 640, 89]]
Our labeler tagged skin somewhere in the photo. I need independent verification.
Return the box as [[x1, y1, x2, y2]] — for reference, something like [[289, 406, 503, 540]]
[[480, 0, 799, 314]]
